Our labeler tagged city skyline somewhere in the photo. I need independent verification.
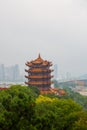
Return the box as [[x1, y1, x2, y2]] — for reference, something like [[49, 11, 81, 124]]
[[0, 64, 24, 82], [0, 63, 86, 82], [0, 0, 87, 77]]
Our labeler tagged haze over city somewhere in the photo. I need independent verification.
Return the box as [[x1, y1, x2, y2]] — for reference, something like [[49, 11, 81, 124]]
[[0, 0, 87, 78]]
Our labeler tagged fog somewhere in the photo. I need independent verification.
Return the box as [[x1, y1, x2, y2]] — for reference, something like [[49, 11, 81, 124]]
[[0, 0, 87, 77]]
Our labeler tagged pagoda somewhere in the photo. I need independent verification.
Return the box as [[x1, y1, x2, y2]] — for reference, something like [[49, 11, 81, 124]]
[[25, 54, 54, 90]]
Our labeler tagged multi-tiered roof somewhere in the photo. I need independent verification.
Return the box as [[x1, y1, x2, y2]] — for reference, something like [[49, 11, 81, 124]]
[[25, 54, 53, 90]]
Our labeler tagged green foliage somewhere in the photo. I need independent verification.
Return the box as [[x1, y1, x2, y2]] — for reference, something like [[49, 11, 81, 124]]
[[34, 95, 82, 130], [0, 85, 36, 130], [54, 80, 59, 88], [71, 111, 87, 130], [59, 86, 87, 110], [0, 85, 87, 130], [29, 85, 40, 96]]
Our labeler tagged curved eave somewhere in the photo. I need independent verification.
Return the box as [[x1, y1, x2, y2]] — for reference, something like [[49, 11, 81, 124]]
[[26, 63, 52, 67], [25, 75, 54, 79], [32, 61, 43, 65], [25, 81, 53, 85], [25, 61, 52, 67], [25, 69, 54, 73], [25, 63, 33, 67]]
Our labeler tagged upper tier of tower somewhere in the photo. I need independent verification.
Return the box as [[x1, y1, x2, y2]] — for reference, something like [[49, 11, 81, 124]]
[[26, 54, 52, 67]]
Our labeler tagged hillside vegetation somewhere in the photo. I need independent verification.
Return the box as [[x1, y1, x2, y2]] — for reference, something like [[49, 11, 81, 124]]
[[0, 85, 87, 130]]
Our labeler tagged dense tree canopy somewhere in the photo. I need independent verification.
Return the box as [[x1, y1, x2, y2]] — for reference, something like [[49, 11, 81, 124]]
[[34, 95, 83, 130], [0, 85, 36, 130], [0, 85, 87, 130]]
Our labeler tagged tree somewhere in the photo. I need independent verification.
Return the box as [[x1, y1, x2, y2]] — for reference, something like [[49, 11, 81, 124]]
[[71, 111, 87, 130], [0, 85, 36, 130], [34, 95, 82, 130]]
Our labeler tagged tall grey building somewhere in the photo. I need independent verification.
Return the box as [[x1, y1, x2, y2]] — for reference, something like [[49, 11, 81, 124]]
[[13, 64, 20, 81], [0, 64, 21, 82], [0, 64, 5, 81], [54, 64, 58, 80], [5, 64, 20, 82]]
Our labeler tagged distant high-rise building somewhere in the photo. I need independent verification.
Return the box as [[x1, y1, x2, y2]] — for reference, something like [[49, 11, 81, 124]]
[[0, 64, 23, 82], [66, 72, 71, 80], [5, 64, 20, 82], [0, 64, 5, 81], [54, 64, 58, 80], [13, 64, 20, 81]]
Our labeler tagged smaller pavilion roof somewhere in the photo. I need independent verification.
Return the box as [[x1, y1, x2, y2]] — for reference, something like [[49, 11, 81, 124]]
[[26, 54, 52, 66], [32, 54, 44, 64]]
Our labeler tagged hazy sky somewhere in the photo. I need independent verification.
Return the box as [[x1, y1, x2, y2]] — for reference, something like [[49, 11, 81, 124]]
[[0, 0, 87, 77]]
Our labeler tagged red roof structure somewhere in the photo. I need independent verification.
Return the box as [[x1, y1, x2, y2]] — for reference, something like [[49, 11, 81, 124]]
[[25, 54, 54, 90]]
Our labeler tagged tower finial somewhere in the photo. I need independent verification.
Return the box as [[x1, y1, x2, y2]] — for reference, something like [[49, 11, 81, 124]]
[[38, 53, 41, 58]]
